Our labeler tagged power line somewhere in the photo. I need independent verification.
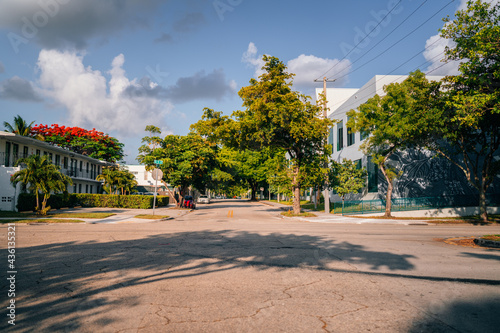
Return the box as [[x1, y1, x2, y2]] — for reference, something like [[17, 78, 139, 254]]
[[315, 0, 405, 81], [328, 0, 456, 82], [320, 0, 430, 81], [325, 38, 447, 111]]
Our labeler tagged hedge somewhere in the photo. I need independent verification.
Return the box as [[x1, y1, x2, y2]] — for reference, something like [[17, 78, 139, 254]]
[[17, 193, 169, 211]]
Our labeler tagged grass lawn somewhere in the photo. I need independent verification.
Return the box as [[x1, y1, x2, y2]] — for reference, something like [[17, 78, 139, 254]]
[[47, 212, 116, 219], [1, 218, 84, 224], [480, 234, 500, 241], [281, 211, 317, 218], [135, 214, 170, 220]]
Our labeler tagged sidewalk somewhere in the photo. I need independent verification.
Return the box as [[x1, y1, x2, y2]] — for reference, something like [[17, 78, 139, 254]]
[[0, 205, 192, 224], [259, 200, 429, 225]]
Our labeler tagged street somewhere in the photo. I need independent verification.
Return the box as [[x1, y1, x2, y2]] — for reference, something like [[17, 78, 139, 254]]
[[1, 200, 500, 332]]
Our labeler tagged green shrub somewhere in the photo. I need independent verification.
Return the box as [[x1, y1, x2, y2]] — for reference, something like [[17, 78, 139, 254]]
[[17, 193, 169, 211]]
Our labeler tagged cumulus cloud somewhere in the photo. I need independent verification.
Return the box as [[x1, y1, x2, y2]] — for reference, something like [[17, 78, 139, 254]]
[[423, 34, 460, 76], [0, 0, 163, 50], [0, 76, 43, 102], [423, 0, 498, 75], [242, 42, 352, 92], [36, 49, 173, 136], [242, 42, 266, 78], [287, 54, 351, 88]]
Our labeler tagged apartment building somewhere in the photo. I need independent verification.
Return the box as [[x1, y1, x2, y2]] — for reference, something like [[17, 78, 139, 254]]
[[0, 131, 112, 211]]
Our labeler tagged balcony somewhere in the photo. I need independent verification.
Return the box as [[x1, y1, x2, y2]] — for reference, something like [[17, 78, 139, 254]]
[[0, 152, 29, 167]]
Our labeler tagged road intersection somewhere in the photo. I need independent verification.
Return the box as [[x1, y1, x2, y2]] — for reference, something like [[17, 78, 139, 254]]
[[1, 200, 499, 332]]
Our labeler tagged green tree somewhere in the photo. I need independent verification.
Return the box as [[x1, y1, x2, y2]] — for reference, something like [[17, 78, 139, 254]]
[[234, 56, 331, 214], [96, 166, 137, 195], [427, 0, 500, 222], [329, 159, 367, 211], [347, 71, 441, 217], [138, 132, 218, 199], [3, 115, 34, 136], [11, 154, 72, 215]]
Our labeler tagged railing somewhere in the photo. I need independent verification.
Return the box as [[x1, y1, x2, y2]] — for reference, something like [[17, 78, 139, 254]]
[[0, 152, 30, 167], [1, 153, 98, 181], [337, 194, 500, 215]]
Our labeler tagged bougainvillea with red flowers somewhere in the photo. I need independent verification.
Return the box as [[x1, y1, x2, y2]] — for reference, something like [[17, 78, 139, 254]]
[[30, 124, 124, 163]]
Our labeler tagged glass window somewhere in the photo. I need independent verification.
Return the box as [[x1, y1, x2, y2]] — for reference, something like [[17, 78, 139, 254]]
[[367, 156, 378, 193], [347, 118, 355, 146], [337, 120, 344, 151]]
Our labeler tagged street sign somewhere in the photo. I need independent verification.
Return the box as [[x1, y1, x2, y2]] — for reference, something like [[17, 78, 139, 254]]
[[151, 169, 163, 180], [154, 160, 163, 165]]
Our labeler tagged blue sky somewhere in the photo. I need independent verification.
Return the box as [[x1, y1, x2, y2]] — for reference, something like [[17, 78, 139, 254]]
[[0, 0, 473, 163]]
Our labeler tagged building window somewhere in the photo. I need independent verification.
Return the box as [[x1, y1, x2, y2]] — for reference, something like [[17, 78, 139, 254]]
[[73, 184, 77, 193], [90, 185, 93, 194], [63, 157, 68, 169], [86, 162, 89, 174], [5, 142, 11, 166], [337, 120, 344, 151], [85, 184, 89, 193], [328, 127, 334, 155], [80, 160, 83, 172], [48, 153, 53, 163], [79, 184, 82, 193], [36, 149, 41, 156], [367, 156, 378, 193], [347, 118, 355, 147], [23, 146, 29, 158], [55, 155, 61, 166], [360, 130, 369, 141], [354, 159, 362, 169]]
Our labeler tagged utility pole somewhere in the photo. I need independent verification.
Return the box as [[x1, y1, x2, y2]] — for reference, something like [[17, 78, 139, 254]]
[[314, 77, 336, 214]]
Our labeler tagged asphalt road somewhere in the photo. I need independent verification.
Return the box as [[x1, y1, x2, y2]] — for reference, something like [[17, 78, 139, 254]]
[[1, 200, 499, 332]]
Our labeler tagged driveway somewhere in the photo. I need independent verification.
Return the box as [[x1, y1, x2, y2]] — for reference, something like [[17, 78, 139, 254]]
[[1, 200, 499, 332]]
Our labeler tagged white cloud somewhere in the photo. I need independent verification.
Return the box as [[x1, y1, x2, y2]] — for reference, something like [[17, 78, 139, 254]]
[[242, 42, 266, 78], [287, 54, 351, 88], [423, 34, 460, 76], [36, 49, 173, 136], [423, 0, 499, 76], [242, 43, 352, 93]]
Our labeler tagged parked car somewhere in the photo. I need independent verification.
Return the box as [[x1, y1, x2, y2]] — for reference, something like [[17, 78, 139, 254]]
[[197, 195, 210, 204], [182, 195, 196, 209]]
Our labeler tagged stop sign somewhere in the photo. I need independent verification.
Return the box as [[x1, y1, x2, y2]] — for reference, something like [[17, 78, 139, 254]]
[[151, 169, 163, 180]]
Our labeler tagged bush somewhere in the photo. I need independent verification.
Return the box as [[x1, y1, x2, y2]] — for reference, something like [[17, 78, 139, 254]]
[[16, 193, 169, 211]]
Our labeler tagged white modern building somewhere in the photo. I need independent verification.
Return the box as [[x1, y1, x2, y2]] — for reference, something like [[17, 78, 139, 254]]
[[125, 165, 169, 194], [0, 131, 112, 211], [316, 74, 482, 203]]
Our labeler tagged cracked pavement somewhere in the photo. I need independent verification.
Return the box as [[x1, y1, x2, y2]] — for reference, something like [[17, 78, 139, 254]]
[[1, 200, 499, 332]]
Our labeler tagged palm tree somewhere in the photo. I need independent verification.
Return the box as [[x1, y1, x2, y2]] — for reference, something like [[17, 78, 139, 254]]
[[97, 166, 137, 195], [3, 115, 35, 136], [96, 166, 118, 194], [10, 155, 72, 214]]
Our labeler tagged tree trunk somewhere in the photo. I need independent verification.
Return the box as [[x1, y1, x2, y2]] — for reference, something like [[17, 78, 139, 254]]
[[35, 190, 40, 211], [479, 184, 488, 223], [250, 183, 258, 201], [379, 164, 393, 218], [292, 165, 301, 214]]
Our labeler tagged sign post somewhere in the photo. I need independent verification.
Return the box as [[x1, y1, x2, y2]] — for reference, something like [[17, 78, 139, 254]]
[[152, 161, 164, 215]]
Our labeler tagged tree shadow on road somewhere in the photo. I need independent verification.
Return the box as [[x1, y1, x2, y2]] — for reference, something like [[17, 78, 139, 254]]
[[0, 229, 496, 331]]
